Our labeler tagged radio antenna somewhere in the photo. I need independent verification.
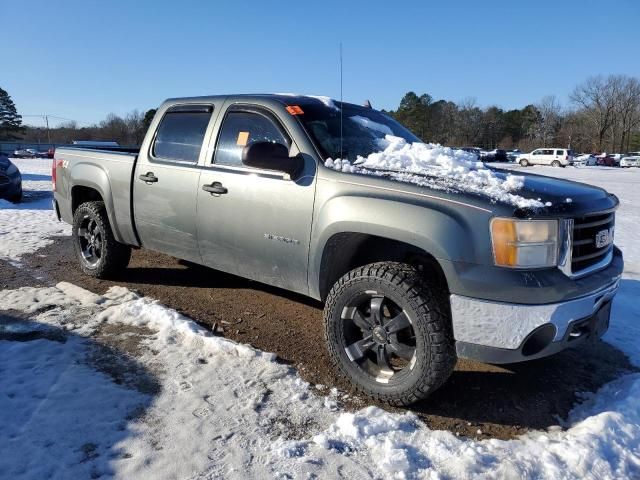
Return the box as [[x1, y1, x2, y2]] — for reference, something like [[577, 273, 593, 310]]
[[339, 42, 343, 159]]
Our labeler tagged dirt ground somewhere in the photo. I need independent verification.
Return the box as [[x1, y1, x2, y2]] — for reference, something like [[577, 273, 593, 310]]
[[1, 236, 636, 440]]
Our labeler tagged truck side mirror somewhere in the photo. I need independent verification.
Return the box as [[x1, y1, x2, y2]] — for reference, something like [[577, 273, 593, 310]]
[[242, 142, 303, 178]]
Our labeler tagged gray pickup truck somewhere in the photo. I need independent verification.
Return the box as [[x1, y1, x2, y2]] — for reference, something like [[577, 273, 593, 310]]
[[52, 94, 623, 405]]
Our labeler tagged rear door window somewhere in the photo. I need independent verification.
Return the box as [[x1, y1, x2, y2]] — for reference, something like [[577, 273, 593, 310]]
[[152, 108, 212, 163], [556, 149, 564, 155], [214, 110, 290, 167]]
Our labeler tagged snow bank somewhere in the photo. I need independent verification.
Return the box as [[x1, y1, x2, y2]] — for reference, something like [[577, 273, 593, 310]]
[[0, 158, 70, 262], [325, 136, 544, 208], [306, 373, 640, 479], [2, 277, 639, 479]]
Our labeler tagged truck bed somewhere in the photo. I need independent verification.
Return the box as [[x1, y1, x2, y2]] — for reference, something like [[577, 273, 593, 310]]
[[65, 145, 140, 154], [53, 147, 139, 246]]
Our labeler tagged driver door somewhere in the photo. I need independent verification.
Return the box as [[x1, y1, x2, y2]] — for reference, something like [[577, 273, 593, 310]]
[[196, 105, 316, 295]]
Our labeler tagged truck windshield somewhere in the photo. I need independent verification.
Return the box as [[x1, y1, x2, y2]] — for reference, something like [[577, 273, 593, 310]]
[[298, 102, 421, 162]]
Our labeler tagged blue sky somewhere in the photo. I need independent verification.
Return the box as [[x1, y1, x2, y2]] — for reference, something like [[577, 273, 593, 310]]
[[2, 0, 639, 126]]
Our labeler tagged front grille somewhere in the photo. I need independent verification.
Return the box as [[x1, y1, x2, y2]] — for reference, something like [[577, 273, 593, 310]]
[[571, 212, 614, 273]]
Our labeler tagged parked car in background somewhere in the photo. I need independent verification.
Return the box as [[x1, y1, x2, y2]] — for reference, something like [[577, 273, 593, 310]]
[[28, 148, 50, 158], [518, 148, 574, 167], [609, 154, 624, 165], [620, 152, 640, 168], [573, 154, 591, 166], [13, 148, 36, 158], [506, 149, 523, 162], [585, 155, 598, 166], [460, 147, 481, 159], [0, 153, 22, 202], [597, 155, 618, 167], [482, 149, 508, 162]]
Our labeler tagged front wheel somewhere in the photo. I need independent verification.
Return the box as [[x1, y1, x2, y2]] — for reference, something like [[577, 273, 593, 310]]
[[519, 158, 529, 167], [73, 201, 131, 278], [324, 262, 456, 406]]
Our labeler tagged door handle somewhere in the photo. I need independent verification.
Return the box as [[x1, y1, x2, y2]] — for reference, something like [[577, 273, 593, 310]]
[[139, 172, 158, 183], [202, 182, 228, 195]]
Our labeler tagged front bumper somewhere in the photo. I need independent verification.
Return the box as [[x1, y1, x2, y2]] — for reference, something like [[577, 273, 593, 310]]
[[451, 277, 619, 364]]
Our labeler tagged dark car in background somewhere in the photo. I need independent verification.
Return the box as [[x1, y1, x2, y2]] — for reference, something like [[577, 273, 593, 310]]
[[482, 149, 508, 162], [460, 147, 482, 159], [506, 149, 523, 162], [0, 154, 22, 202], [597, 155, 617, 167]]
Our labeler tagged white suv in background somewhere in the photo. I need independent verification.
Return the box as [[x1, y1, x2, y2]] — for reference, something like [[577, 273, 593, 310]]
[[518, 148, 574, 167], [620, 152, 640, 167]]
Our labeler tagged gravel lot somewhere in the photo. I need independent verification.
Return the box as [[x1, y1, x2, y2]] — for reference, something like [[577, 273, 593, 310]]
[[1, 234, 635, 441]]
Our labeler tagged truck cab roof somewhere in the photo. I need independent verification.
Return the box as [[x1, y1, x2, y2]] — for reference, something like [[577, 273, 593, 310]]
[[162, 93, 355, 110]]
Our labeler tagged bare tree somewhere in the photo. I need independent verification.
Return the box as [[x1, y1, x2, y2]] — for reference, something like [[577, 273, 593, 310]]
[[570, 75, 621, 151], [456, 97, 483, 146], [533, 95, 562, 146], [615, 77, 640, 152]]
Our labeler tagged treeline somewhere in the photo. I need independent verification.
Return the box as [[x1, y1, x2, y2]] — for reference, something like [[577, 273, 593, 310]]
[[20, 109, 156, 146], [388, 75, 640, 153], [12, 74, 640, 153]]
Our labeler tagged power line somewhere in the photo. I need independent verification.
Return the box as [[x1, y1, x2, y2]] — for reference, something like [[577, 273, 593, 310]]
[[21, 114, 93, 126]]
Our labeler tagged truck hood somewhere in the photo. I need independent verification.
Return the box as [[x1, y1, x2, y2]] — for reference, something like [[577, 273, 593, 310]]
[[490, 168, 619, 217], [323, 163, 618, 218]]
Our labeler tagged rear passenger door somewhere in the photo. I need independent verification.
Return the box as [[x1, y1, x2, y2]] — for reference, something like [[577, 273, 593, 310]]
[[196, 104, 316, 295], [536, 149, 553, 165], [133, 104, 217, 263]]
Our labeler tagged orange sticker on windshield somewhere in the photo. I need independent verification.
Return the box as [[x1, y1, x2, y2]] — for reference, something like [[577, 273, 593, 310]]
[[286, 105, 304, 115], [236, 131, 249, 146]]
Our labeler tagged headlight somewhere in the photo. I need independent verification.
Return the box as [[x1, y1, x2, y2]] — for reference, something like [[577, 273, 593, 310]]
[[490, 218, 559, 268]]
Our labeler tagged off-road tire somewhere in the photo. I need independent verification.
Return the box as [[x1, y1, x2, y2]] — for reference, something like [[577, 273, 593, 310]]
[[73, 201, 131, 278], [519, 158, 529, 167], [324, 262, 456, 406]]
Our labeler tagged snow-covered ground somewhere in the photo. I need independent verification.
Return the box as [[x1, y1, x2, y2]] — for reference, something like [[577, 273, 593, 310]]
[[0, 158, 69, 263], [1, 160, 639, 479]]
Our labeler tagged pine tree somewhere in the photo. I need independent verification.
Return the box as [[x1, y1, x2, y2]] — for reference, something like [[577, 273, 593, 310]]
[[0, 87, 24, 140]]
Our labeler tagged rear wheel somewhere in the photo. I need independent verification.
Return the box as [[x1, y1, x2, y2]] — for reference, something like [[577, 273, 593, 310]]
[[551, 160, 561, 167], [73, 201, 131, 278], [324, 262, 456, 406], [519, 158, 529, 167]]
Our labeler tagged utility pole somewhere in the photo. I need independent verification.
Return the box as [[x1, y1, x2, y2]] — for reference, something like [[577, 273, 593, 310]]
[[44, 115, 51, 145]]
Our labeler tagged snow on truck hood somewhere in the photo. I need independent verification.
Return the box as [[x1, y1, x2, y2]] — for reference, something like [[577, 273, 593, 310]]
[[325, 136, 546, 209]]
